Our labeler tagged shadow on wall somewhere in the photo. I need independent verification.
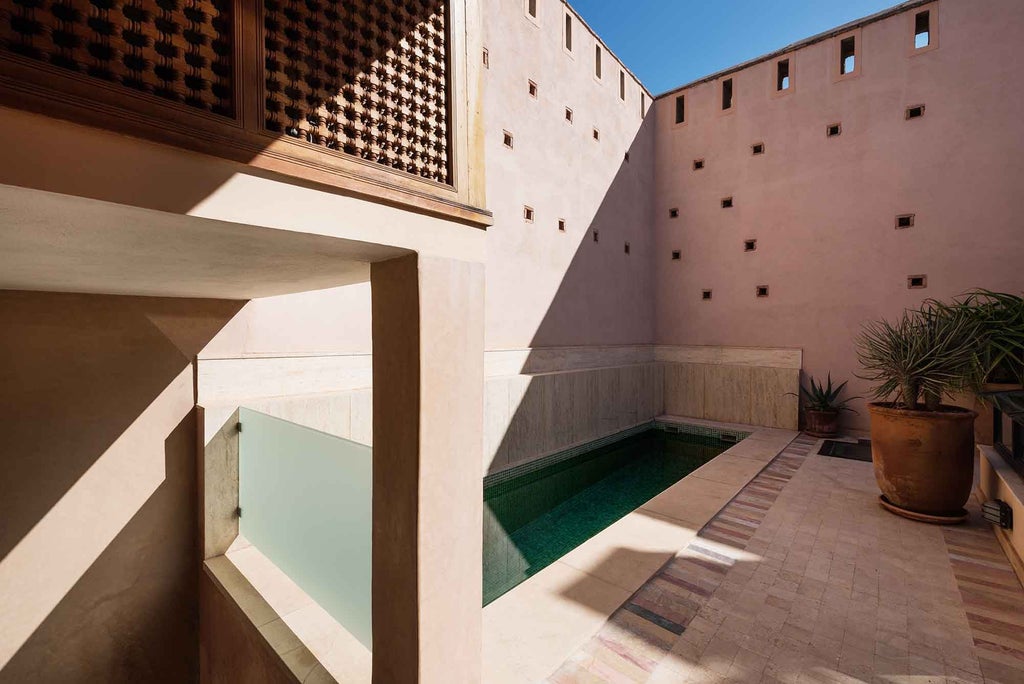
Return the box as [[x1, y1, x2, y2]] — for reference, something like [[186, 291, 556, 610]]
[[0, 291, 243, 682], [487, 113, 657, 477], [0, 0, 443, 218]]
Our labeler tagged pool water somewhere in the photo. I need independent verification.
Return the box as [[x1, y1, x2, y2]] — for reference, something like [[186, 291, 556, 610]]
[[482, 427, 734, 605]]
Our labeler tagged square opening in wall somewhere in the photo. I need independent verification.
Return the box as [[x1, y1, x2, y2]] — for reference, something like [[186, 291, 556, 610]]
[[702, 290, 712, 301], [721, 197, 734, 209], [671, 250, 681, 260], [503, 130, 514, 148], [693, 158, 705, 170], [915, 11, 930, 48], [744, 239, 757, 251], [840, 36, 856, 75], [624, 242, 630, 255], [593, 128, 600, 141], [721, 78, 733, 110], [756, 285, 769, 298], [669, 208, 679, 218], [558, 219, 566, 231], [908, 275, 927, 289], [528, 80, 538, 98], [565, 107, 573, 124], [752, 142, 765, 155], [895, 214, 915, 229], [827, 123, 842, 137], [523, 206, 534, 222], [777, 59, 790, 91], [593, 230, 599, 242], [905, 105, 925, 119]]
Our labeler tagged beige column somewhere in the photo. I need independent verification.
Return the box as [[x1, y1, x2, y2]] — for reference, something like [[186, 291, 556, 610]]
[[370, 254, 484, 683]]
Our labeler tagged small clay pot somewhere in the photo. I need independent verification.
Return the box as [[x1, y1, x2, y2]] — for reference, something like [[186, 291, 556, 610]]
[[805, 409, 840, 438], [868, 402, 977, 518]]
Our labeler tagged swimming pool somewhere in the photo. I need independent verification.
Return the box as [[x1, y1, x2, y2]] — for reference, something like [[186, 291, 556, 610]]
[[482, 424, 740, 605]]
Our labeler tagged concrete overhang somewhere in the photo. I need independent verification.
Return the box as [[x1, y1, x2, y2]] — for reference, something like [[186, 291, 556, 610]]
[[0, 183, 409, 299]]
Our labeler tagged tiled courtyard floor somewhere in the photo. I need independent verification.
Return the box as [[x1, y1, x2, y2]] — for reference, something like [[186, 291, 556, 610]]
[[549, 436, 1024, 683]]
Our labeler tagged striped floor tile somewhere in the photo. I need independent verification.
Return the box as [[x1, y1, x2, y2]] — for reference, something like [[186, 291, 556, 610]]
[[547, 434, 817, 683], [944, 523, 1024, 683]]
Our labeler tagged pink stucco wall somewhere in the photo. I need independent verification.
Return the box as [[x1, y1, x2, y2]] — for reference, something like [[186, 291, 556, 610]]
[[481, 0, 655, 350], [652, 0, 1024, 427]]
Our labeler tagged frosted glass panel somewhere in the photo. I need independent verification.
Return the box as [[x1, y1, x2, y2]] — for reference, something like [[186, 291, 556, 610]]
[[238, 408, 372, 648]]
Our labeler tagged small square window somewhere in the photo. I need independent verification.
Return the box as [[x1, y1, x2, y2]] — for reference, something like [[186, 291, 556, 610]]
[[756, 285, 769, 298], [528, 80, 538, 98], [905, 104, 925, 119], [693, 158, 705, 170], [482, 48, 489, 69], [908, 275, 927, 289], [752, 142, 765, 155], [914, 11, 930, 49], [721, 197, 734, 209], [565, 107, 573, 124], [523, 206, 534, 222], [593, 128, 600, 141], [674, 94, 685, 124], [840, 36, 856, 75], [895, 214, 915, 229], [827, 123, 842, 137], [558, 219, 566, 231], [624, 242, 630, 255], [702, 290, 713, 301], [669, 208, 679, 218], [592, 230, 599, 242], [503, 130, 514, 148], [721, 78, 733, 110], [777, 59, 790, 91], [671, 250, 681, 260], [744, 239, 757, 252]]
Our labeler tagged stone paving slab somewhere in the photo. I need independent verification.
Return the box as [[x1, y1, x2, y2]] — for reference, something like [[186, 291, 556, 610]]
[[548, 435, 1024, 684]]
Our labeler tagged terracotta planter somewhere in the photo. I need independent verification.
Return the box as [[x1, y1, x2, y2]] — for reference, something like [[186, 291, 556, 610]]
[[868, 402, 977, 517], [805, 409, 839, 438]]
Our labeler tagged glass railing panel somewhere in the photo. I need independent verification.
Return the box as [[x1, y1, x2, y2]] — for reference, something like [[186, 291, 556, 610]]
[[238, 407, 372, 648]]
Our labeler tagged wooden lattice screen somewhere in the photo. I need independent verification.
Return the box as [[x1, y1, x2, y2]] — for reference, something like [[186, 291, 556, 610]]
[[0, 0, 234, 116], [262, 0, 451, 184]]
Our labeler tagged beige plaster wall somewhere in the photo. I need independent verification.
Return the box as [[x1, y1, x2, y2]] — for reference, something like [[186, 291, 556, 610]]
[[0, 291, 242, 682], [481, 0, 655, 350], [652, 0, 1024, 429]]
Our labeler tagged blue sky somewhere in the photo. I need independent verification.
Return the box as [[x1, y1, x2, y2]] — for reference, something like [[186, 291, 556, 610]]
[[569, 0, 903, 93]]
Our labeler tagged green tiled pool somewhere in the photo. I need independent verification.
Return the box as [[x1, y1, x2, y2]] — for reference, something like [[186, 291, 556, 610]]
[[482, 425, 737, 605]]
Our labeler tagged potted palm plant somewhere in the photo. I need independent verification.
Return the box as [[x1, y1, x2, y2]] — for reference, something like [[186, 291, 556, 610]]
[[793, 374, 858, 437], [856, 301, 982, 522], [934, 290, 1024, 444]]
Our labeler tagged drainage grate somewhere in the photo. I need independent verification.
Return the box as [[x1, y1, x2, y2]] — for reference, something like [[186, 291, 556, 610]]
[[818, 439, 872, 462]]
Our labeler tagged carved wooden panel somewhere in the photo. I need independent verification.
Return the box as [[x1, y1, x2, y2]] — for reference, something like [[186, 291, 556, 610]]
[[0, 0, 234, 116], [263, 0, 451, 185]]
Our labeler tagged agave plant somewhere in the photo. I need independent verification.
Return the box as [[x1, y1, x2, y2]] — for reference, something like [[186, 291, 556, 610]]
[[856, 301, 983, 411], [925, 290, 1024, 386], [793, 373, 859, 413]]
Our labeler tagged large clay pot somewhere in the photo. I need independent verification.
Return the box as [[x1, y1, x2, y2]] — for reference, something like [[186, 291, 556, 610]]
[[805, 409, 839, 438], [868, 402, 977, 517]]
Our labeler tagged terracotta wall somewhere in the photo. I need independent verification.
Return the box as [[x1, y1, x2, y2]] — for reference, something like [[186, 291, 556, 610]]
[[0, 291, 241, 682], [652, 0, 1024, 428]]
